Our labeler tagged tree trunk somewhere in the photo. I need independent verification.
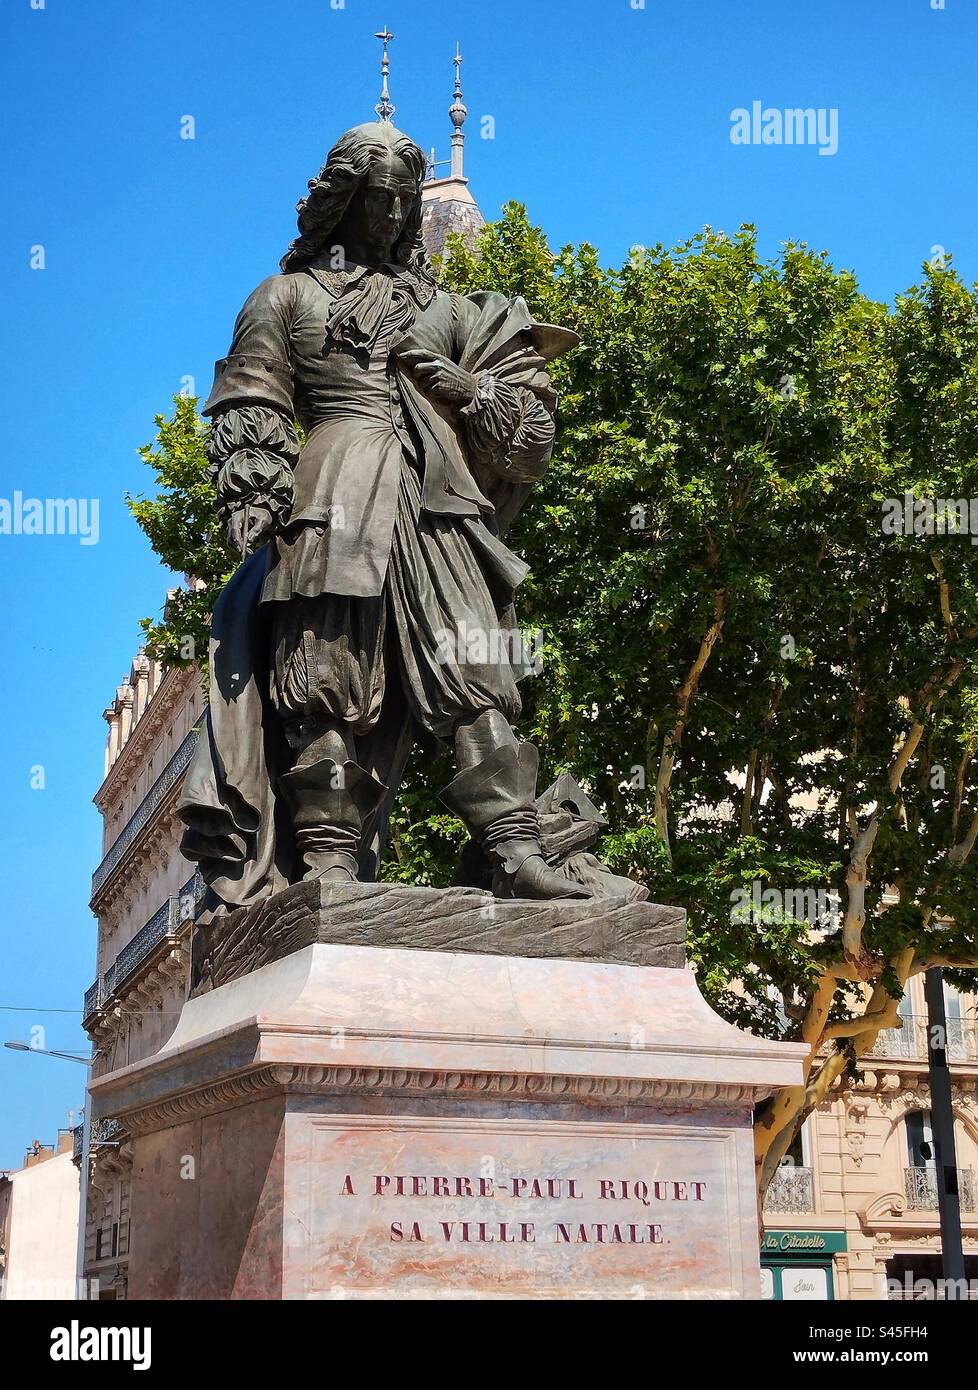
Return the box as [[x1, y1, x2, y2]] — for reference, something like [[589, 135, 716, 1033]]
[[654, 591, 726, 861]]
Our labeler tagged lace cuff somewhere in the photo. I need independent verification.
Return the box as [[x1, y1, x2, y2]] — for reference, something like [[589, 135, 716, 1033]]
[[207, 406, 299, 521]]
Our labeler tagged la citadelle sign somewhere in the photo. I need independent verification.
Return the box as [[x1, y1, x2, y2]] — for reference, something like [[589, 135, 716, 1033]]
[[762, 1230, 847, 1255]]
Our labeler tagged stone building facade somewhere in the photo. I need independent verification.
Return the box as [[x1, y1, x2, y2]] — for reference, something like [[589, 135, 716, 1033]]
[[762, 975, 978, 1300], [80, 639, 206, 1297]]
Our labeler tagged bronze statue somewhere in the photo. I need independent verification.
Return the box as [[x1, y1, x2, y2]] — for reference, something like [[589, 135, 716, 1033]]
[[177, 120, 597, 909]]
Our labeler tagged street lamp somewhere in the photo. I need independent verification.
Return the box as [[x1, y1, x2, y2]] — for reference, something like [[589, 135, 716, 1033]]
[[4, 1040, 101, 1300], [4, 1041, 91, 1063], [922, 971, 967, 1291]]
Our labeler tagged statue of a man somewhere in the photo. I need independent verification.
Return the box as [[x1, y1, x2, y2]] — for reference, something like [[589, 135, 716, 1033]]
[[178, 121, 588, 909]]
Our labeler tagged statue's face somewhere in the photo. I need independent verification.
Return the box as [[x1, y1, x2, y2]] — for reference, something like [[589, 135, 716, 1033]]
[[344, 153, 417, 262]]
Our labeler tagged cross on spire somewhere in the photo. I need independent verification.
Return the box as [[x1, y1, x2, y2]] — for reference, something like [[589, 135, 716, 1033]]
[[374, 27, 396, 123]]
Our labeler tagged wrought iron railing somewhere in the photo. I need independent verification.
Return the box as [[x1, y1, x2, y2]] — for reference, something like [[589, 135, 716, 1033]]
[[82, 871, 205, 1022], [73, 1117, 123, 1161], [91, 726, 200, 898], [177, 870, 206, 919], [904, 1165, 976, 1212], [110, 897, 181, 993], [865, 1014, 975, 1062], [763, 1165, 816, 1214], [82, 978, 104, 1024]]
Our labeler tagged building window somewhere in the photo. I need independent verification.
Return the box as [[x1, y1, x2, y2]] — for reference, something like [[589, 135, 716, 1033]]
[[905, 1110, 935, 1171], [95, 1222, 118, 1262], [903, 1108, 976, 1211], [763, 1123, 815, 1214]]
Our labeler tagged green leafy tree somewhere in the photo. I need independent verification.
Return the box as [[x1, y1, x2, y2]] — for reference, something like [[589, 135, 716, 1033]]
[[127, 394, 234, 669], [129, 207, 978, 1204]]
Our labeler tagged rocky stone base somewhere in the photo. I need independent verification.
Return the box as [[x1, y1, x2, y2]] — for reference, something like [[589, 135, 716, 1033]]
[[191, 878, 686, 994]]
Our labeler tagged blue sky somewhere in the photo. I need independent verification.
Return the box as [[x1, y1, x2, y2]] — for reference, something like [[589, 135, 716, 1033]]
[[1, 0, 976, 1168]]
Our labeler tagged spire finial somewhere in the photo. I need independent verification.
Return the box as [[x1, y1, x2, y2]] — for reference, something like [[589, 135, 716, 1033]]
[[374, 26, 395, 123], [449, 42, 468, 180]]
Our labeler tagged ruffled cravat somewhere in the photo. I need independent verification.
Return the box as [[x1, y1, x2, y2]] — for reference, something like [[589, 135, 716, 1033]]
[[308, 263, 435, 355]]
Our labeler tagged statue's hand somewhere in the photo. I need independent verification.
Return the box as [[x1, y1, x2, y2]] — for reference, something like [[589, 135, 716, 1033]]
[[225, 502, 275, 557], [398, 350, 479, 407]]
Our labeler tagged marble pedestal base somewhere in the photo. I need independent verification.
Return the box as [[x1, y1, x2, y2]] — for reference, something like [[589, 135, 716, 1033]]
[[90, 932, 806, 1299]]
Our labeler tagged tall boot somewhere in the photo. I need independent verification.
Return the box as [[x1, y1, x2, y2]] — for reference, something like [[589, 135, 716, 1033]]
[[279, 757, 387, 884], [440, 743, 590, 900]]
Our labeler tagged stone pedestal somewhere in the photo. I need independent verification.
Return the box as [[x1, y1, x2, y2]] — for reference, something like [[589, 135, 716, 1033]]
[[90, 885, 806, 1299]]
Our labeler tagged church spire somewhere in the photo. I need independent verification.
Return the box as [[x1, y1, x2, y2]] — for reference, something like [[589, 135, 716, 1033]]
[[449, 43, 468, 180], [419, 43, 484, 262], [374, 26, 396, 123]]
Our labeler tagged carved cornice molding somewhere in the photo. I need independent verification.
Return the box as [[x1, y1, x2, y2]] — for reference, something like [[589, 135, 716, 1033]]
[[841, 1071, 978, 1107], [115, 1064, 763, 1136], [91, 794, 189, 916], [861, 1190, 907, 1225], [95, 665, 201, 814], [90, 1142, 133, 1192], [860, 1190, 978, 1237], [881, 1232, 978, 1249]]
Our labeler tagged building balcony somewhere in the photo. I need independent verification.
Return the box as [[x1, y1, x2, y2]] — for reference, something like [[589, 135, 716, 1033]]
[[82, 978, 105, 1027], [83, 871, 204, 1027], [72, 1117, 124, 1162], [91, 724, 200, 900], [904, 1165, 977, 1213], [763, 1165, 816, 1214], [864, 1014, 977, 1064], [105, 896, 179, 998]]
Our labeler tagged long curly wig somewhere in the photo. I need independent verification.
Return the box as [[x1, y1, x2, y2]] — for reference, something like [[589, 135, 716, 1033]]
[[280, 122, 434, 282]]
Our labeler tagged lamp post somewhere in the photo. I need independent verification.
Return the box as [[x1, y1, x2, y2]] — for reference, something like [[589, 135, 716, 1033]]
[[4, 1041, 98, 1300], [922, 970, 966, 1292]]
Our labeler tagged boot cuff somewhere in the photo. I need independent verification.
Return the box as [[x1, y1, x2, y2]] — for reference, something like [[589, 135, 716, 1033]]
[[439, 742, 540, 839]]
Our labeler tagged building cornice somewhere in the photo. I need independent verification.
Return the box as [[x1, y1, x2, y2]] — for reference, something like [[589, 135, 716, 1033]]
[[90, 724, 201, 911], [111, 1065, 766, 1138], [94, 665, 201, 816], [421, 176, 477, 205], [859, 1189, 978, 1238]]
